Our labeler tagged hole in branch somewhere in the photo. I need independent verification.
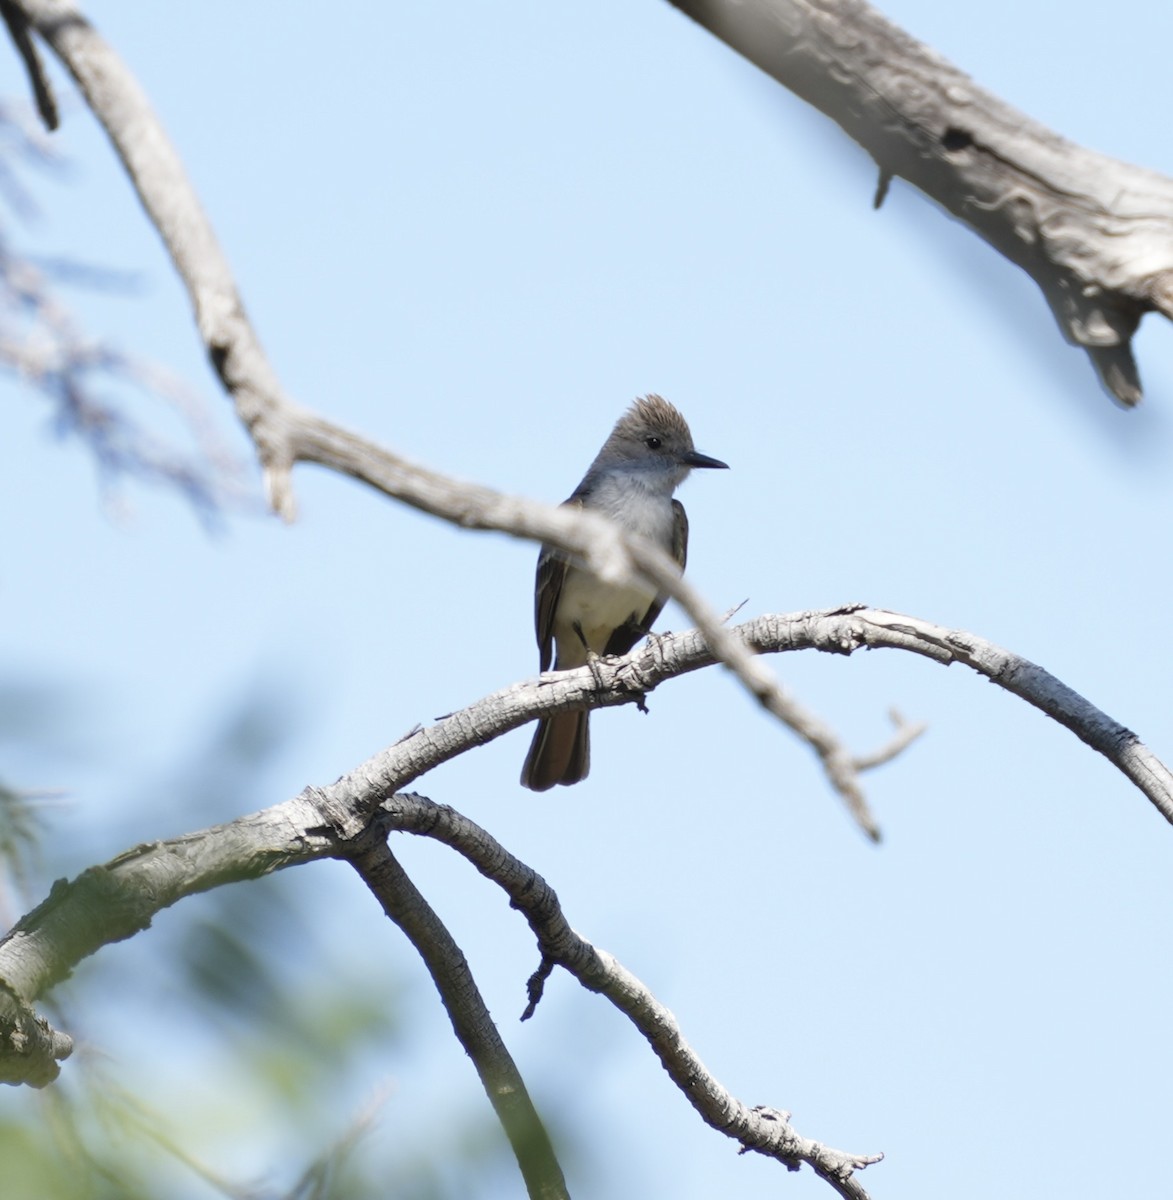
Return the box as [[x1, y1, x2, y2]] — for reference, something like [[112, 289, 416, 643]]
[[941, 126, 973, 152]]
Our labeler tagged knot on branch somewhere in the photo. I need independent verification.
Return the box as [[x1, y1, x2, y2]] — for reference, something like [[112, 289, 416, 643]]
[[0, 992, 72, 1087]]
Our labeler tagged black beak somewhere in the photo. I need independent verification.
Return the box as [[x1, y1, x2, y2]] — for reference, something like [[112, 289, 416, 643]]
[[683, 450, 729, 470]]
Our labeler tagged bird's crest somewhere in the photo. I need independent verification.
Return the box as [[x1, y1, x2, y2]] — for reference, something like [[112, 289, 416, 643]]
[[615, 393, 693, 442]]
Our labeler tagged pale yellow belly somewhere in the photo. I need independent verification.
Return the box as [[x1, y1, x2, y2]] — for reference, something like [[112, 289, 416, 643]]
[[552, 566, 658, 666]]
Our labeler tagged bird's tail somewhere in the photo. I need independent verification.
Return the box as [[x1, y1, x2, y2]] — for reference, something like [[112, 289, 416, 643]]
[[520, 711, 590, 791]]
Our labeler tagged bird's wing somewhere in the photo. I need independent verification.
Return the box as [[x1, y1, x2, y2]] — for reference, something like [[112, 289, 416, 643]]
[[671, 497, 688, 573], [533, 495, 582, 671]]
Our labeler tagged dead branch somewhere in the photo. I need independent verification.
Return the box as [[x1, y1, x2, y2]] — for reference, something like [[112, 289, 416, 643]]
[[667, 0, 1173, 406], [4, 604, 1168, 1090], [369, 792, 884, 1200]]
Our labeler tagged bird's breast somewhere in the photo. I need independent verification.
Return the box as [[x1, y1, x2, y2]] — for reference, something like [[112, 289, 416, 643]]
[[552, 568, 659, 662]]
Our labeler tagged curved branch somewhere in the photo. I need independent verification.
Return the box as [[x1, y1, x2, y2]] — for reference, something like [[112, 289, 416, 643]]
[[667, 0, 1173, 406], [3, 605, 1168, 1045], [2, 606, 1167, 1188], [350, 838, 569, 1200], [18, 809, 334, 999], [365, 793, 882, 1200], [809, 608, 1173, 822], [323, 605, 1173, 830]]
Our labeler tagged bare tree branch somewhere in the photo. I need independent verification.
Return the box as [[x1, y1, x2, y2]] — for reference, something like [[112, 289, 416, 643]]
[[0, 0, 57, 130], [0, 981, 71, 1084], [850, 709, 927, 771], [350, 837, 569, 1200], [0, 785, 882, 1194], [321, 606, 1173, 831], [666, 0, 1173, 406], [822, 608, 1173, 820], [361, 793, 884, 1199], [4, 605, 1169, 1092], [0, 801, 333, 1027]]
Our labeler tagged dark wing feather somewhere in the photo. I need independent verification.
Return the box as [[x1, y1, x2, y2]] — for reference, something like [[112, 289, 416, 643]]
[[671, 498, 688, 571], [533, 495, 583, 671]]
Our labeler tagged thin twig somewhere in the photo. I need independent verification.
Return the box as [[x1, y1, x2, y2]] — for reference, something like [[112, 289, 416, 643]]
[[0, 0, 57, 130], [851, 709, 928, 771]]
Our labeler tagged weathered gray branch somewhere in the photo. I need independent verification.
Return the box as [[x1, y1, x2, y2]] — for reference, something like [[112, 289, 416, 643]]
[[362, 793, 884, 1199], [4, 606, 1169, 1096], [0, 796, 333, 1085], [316, 605, 1173, 829], [667, 0, 1173, 405], [350, 837, 569, 1200]]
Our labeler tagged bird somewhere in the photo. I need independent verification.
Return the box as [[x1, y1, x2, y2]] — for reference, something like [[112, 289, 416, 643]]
[[520, 394, 727, 791]]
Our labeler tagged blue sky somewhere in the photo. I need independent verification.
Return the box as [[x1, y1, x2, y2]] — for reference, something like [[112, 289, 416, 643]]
[[3, 3, 1173, 1198]]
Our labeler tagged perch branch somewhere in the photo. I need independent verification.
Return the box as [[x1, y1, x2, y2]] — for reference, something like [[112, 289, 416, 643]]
[[315, 605, 1173, 832], [3, 606, 1168, 1192], [667, 0, 1173, 405], [3, 604, 1168, 1067]]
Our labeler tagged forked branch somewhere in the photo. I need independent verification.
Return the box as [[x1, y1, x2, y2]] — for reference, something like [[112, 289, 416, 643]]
[[368, 792, 884, 1199], [3, 606, 1169, 1091], [350, 836, 569, 1200]]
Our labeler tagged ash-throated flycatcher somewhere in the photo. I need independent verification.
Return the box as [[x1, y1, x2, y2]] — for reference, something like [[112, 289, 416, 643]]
[[520, 394, 727, 791]]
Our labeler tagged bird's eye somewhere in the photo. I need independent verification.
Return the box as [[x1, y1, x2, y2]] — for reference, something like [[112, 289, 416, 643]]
[[644, 436, 662, 449]]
